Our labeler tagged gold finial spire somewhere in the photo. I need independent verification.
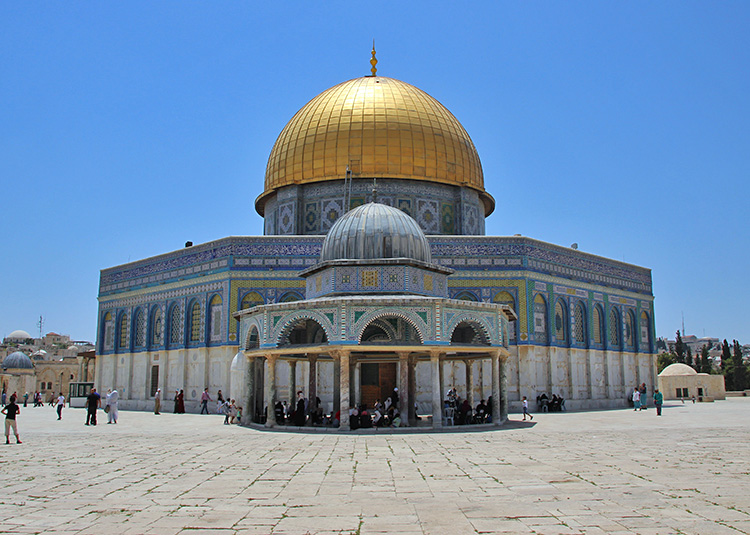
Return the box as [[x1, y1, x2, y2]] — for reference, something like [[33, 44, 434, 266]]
[[369, 40, 378, 77]]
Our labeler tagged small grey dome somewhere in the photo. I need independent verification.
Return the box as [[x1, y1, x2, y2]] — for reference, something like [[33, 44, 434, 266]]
[[320, 203, 431, 263], [3, 351, 34, 369], [7, 329, 32, 340]]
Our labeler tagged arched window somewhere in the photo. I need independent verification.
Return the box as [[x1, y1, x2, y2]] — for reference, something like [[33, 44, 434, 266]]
[[169, 304, 181, 346], [625, 310, 636, 349], [493, 291, 516, 343], [240, 291, 264, 311], [102, 312, 114, 351], [208, 294, 223, 343], [640, 311, 651, 352], [554, 299, 567, 343], [608, 307, 621, 349], [134, 309, 146, 348], [533, 294, 548, 344], [593, 305, 604, 345], [454, 291, 479, 302], [279, 291, 303, 303], [118, 312, 128, 350], [574, 302, 586, 345], [150, 307, 163, 348], [189, 301, 201, 343]]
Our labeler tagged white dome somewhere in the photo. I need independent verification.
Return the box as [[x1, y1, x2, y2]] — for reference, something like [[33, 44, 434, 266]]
[[7, 330, 32, 340], [659, 363, 698, 377], [68, 345, 79, 351]]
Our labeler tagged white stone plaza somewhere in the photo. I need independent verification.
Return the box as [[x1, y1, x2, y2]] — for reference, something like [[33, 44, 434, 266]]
[[2, 400, 749, 534]]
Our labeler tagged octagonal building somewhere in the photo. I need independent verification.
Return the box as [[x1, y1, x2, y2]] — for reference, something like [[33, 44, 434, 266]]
[[96, 55, 656, 420]]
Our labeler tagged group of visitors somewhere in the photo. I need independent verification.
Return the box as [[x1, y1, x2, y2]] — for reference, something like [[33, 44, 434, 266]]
[[444, 387, 493, 425], [536, 393, 565, 412], [83, 388, 119, 424], [631, 383, 664, 416]]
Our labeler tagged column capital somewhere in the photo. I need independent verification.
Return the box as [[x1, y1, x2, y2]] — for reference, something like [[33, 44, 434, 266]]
[[266, 353, 278, 364], [429, 349, 443, 360], [328, 348, 351, 361], [396, 351, 411, 361]]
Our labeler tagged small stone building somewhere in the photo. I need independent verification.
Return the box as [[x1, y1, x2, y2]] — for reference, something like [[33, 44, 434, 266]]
[[658, 363, 726, 401]]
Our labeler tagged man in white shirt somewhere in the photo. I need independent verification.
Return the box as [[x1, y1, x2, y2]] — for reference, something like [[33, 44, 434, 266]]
[[56, 393, 65, 420]]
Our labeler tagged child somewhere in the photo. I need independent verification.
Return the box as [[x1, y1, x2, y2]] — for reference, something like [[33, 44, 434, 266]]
[[522, 396, 533, 421]]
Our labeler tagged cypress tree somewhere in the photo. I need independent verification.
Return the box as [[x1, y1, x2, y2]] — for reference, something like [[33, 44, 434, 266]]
[[722, 340, 733, 390], [674, 331, 686, 364], [732, 340, 747, 391]]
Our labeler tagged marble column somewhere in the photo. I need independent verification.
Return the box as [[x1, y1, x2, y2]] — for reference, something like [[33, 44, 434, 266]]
[[265, 354, 277, 428], [354, 361, 361, 407], [491, 351, 501, 425], [333, 355, 340, 416], [499, 355, 508, 423], [398, 352, 410, 426], [408, 355, 417, 426], [288, 360, 297, 403], [431, 351, 442, 429], [465, 359, 475, 409], [307, 354, 318, 409], [337, 350, 351, 431]]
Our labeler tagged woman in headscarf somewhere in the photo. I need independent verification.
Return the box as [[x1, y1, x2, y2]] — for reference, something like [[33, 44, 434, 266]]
[[175, 389, 185, 414]]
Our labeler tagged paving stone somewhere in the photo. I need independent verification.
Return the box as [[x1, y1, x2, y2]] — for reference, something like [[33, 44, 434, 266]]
[[3, 399, 750, 534]]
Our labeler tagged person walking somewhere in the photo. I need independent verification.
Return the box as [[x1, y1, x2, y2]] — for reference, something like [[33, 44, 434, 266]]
[[2, 395, 21, 444], [639, 383, 648, 410], [1, 391, 6, 407], [56, 392, 65, 420], [653, 389, 664, 416], [85, 388, 101, 426], [522, 396, 533, 421], [632, 387, 641, 411], [175, 389, 185, 414], [200, 388, 212, 414], [106, 389, 119, 424], [154, 389, 161, 415], [23, 392, 28, 408]]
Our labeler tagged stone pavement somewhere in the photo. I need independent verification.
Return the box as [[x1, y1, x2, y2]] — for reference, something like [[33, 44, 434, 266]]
[[1, 399, 749, 535]]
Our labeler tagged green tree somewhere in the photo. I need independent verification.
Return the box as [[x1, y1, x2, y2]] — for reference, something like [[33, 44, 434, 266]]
[[657, 352, 676, 374], [674, 331, 686, 364], [721, 340, 733, 389], [732, 340, 747, 391], [686, 346, 694, 370]]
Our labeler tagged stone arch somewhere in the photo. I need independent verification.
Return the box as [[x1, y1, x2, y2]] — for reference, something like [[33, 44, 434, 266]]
[[187, 298, 202, 343], [245, 325, 260, 350], [453, 290, 479, 302], [449, 320, 491, 346], [275, 313, 333, 347], [355, 310, 426, 344], [446, 313, 495, 345], [360, 318, 400, 343]]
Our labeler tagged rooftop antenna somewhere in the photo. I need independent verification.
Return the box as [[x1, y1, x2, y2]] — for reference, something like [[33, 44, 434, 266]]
[[681, 311, 685, 336], [37, 315, 44, 339], [369, 40, 378, 77]]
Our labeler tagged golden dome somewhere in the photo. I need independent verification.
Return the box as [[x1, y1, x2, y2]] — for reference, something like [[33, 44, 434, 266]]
[[257, 76, 493, 215]]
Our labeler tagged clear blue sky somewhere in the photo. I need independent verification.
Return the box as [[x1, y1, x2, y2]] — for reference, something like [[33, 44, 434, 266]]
[[2, 2, 748, 344]]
